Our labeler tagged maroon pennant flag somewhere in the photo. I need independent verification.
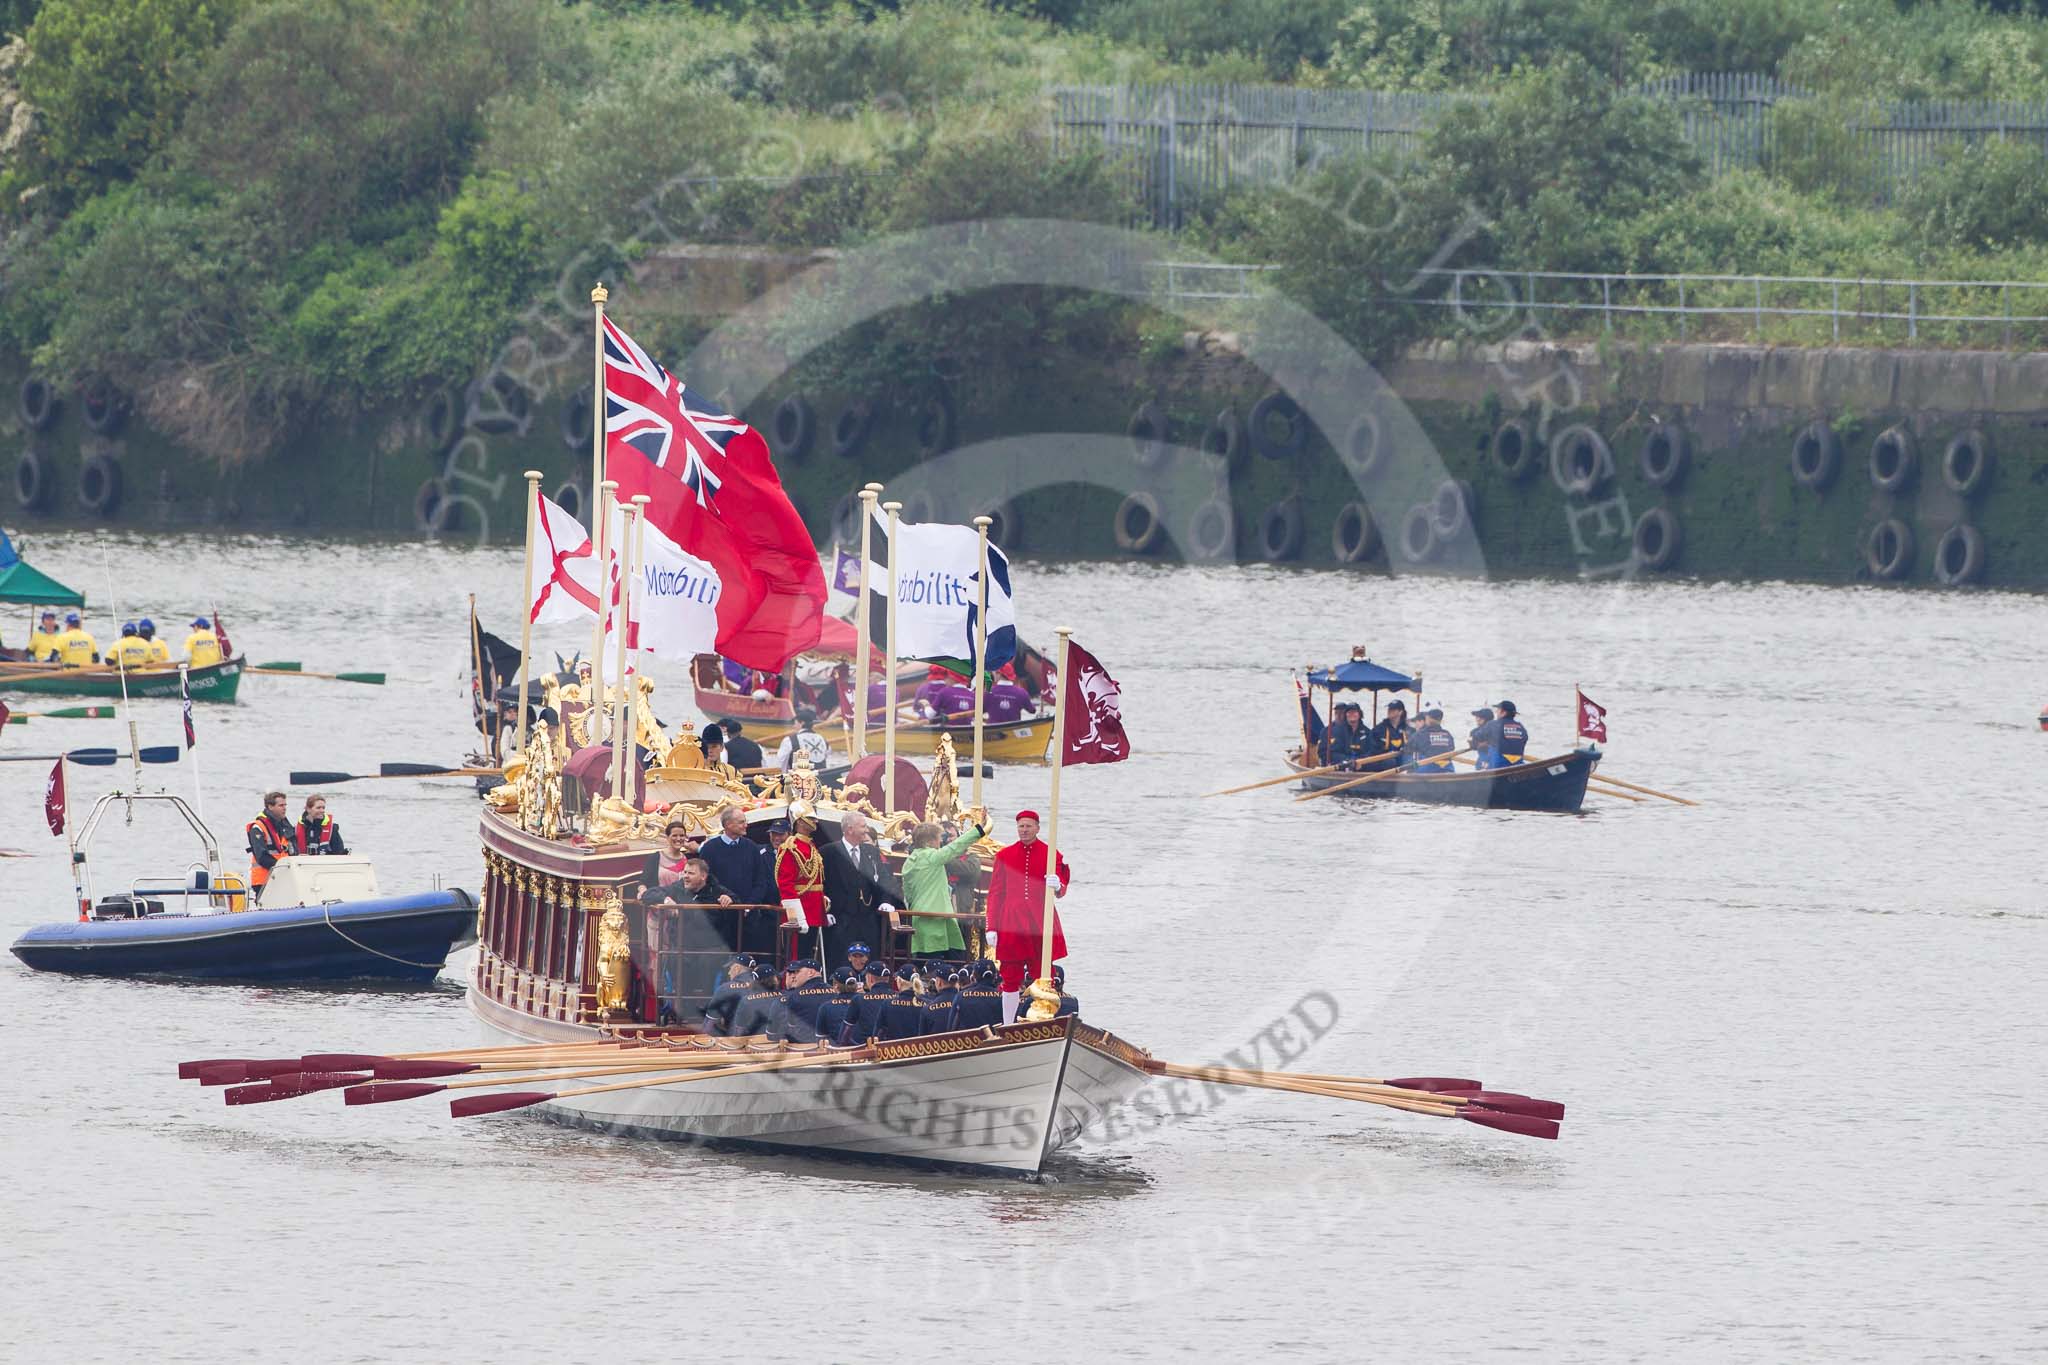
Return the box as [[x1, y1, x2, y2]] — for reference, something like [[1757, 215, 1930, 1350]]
[[45, 757, 65, 837], [1061, 640, 1129, 765], [1576, 689, 1608, 743]]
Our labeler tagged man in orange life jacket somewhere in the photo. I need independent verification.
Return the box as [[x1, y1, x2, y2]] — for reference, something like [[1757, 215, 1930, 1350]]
[[246, 791, 301, 901]]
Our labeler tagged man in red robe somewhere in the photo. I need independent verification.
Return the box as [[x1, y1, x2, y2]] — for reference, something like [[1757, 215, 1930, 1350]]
[[776, 803, 830, 962], [985, 809, 1071, 1023]]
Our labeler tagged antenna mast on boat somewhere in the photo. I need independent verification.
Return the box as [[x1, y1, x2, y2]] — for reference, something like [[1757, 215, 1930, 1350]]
[[101, 541, 141, 802]]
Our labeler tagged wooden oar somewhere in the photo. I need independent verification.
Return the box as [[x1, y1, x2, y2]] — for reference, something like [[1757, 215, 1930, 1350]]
[[248, 665, 385, 685], [1445, 753, 1648, 802], [287, 766, 499, 785], [1182, 1064, 1565, 1120], [448, 1048, 867, 1118], [1204, 750, 1398, 798], [1588, 772, 1696, 806], [4, 705, 118, 722], [1157, 1061, 1561, 1139], [1294, 747, 1473, 803]]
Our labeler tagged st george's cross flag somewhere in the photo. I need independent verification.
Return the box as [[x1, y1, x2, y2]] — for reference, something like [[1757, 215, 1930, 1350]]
[[1061, 640, 1129, 765], [1576, 688, 1608, 743], [863, 509, 1016, 672], [601, 317, 825, 669], [526, 487, 603, 627]]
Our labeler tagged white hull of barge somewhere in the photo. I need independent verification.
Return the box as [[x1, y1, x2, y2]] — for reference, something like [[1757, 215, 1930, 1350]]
[[468, 986, 1153, 1175]]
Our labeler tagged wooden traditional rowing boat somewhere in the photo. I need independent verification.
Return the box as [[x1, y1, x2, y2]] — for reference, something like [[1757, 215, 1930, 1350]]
[[1287, 749, 1599, 812], [470, 758, 1144, 1174], [0, 655, 244, 702]]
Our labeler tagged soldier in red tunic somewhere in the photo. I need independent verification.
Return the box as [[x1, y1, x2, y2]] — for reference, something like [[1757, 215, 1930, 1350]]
[[775, 801, 830, 962], [985, 809, 1071, 1023]]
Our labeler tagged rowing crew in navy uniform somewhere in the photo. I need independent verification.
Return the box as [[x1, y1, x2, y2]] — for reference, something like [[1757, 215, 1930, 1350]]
[[1467, 699, 1528, 769], [1406, 702, 1459, 773]]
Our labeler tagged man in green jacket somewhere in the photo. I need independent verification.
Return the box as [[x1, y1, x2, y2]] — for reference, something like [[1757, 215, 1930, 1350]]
[[898, 813, 986, 961]]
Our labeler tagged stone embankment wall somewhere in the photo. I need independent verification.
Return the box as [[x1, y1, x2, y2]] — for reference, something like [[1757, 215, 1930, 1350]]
[[5, 257, 2043, 590]]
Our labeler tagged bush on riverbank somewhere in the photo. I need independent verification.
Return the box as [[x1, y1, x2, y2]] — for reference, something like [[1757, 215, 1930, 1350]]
[[9, 0, 2048, 464]]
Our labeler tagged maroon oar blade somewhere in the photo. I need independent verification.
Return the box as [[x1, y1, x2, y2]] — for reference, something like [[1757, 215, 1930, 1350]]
[[1440, 1091, 1566, 1121], [302, 1053, 396, 1070], [180, 1058, 250, 1080], [1385, 1077, 1483, 1092], [241, 1059, 306, 1082], [371, 1059, 479, 1080], [224, 1071, 368, 1104], [1459, 1108, 1560, 1140], [345, 1082, 446, 1106], [450, 1091, 555, 1118], [196, 1062, 253, 1086]]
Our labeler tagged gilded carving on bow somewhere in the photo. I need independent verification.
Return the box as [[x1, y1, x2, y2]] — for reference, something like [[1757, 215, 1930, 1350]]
[[925, 734, 960, 823], [594, 902, 631, 1018]]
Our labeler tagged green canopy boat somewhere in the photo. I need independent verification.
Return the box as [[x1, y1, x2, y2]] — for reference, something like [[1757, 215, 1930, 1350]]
[[0, 655, 244, 702], [0, 530, 242, 701]]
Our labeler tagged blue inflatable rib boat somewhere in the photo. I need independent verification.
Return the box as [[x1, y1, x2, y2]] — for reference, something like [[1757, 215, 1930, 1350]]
[[10, 890, 477, 983], [13, 788, 475, 985]]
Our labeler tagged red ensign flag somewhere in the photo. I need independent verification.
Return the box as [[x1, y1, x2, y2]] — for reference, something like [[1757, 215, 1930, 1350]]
[[1576, 689, 1608, 743], [44, 757, 65, 837]]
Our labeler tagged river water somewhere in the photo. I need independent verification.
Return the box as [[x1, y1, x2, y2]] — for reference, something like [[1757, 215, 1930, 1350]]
[[2, 530, 2043, 1363]]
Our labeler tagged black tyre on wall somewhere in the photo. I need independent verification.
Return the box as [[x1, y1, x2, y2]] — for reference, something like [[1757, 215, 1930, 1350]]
[[1431, 479, 1473, 539], [1330, 501, 1379, 564], [1490, 417, 1541, 482], [977, 500, 1021, 550], [1249, 390, 1307, 460], [13, 451, 51, 511], [832, 400, 874, 459], [773, 396, 815, 460], [1399, 504, 1438, 564], [1343, 412, 1388, 481], [551, 479, 587, 522], [1632, 506, 1683, 572], [1114, 491, 1163, 554], [1941, 430, 1991, 497], [1550, 425, 1613, 496], [1864, 518, 1914, 581], [414, 477, 461, 533], [1869, 425, 1917, 494], [1257, 497, 1304, 561], [19, 377, 59, 431], [82, 385, 130, 437], [1932, 523, 1985, 586], [1187, 498, 1233, 560], [559, 390, 593, 452], [424, 386, 461, 453], [1639, 424, 1691, 489], [1791, 420, 1840, 491], [77, 454, 123, 519], [1203, 408, 1246, 472]]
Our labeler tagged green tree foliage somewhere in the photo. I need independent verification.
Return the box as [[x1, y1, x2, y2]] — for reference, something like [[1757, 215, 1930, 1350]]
[[1899, 137, 2048, 250], [1426, 58, 1704, 270], [18, 0, 239, 198], [1242, 154, 1478, 358], [1079, 0, 1350, 81]]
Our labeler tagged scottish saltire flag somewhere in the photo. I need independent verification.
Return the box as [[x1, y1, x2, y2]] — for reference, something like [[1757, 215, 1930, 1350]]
[[864, 510, 1016, 670]]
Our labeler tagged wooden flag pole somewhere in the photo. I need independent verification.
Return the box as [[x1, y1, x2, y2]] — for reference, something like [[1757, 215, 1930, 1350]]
[[1036, 627, 1073, 993], [592, 479, 617, 741], [853, 482, 881, 760], [468, 592, 486, 761], [609, 499, 642, 805], [515, 470, 543, 759], [589, 282, 610, 741], [882, 499, 902, 813], [971, 514, 992, 811]]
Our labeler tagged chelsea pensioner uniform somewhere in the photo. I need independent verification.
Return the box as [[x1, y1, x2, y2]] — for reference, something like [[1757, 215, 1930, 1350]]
[[986, 839, 1071, 994]]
